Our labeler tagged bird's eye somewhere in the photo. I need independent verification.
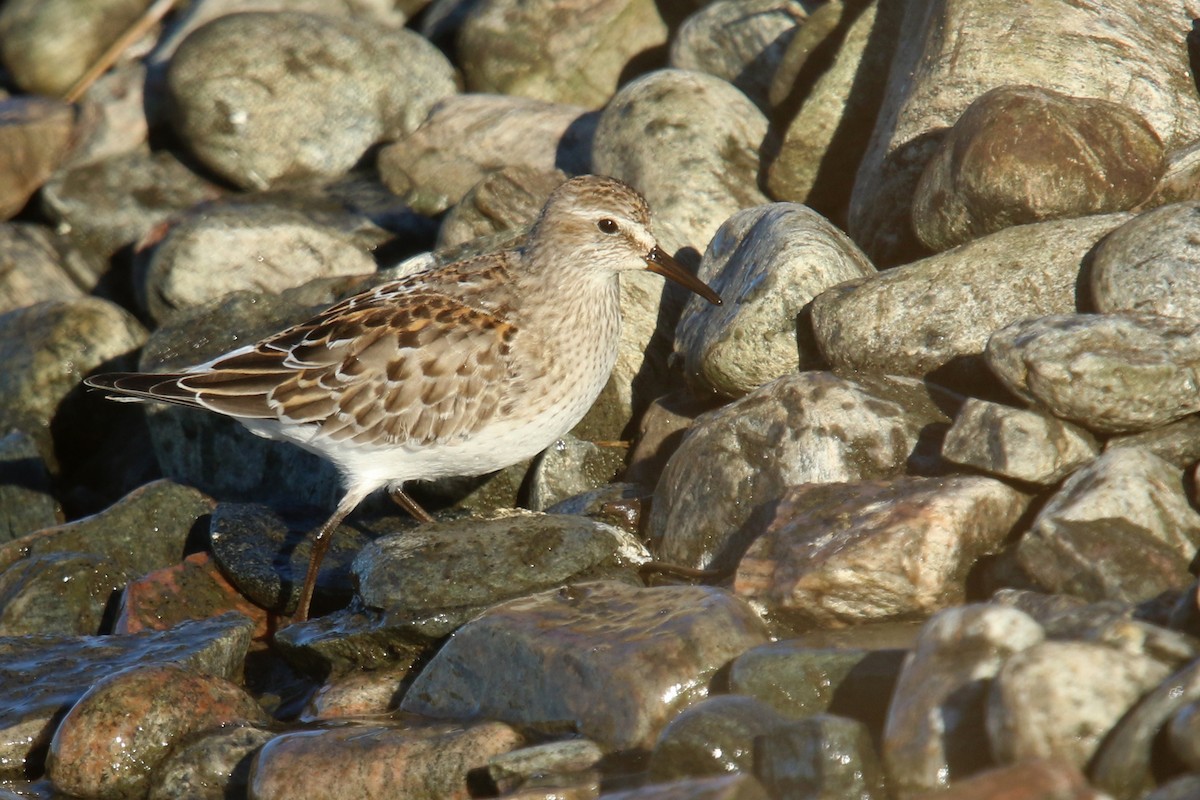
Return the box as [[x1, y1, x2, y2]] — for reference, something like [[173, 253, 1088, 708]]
[[597, 218, 619, 234]]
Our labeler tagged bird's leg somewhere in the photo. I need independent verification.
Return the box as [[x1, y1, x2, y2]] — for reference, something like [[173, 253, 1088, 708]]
[[293, 492, 361, 622], [387, 486, 435, 523]]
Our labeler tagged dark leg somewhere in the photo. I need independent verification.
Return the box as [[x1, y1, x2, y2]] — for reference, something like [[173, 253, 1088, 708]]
[[293, 493, 360, 622], [387, 486, 435, 523]]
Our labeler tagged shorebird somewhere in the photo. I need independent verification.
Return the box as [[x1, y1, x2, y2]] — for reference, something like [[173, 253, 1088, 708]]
[[87, 175, 722, 621]]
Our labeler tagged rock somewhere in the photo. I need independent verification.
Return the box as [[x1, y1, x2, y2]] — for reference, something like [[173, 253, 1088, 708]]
[[734, 476, 1029, 627], [669, 0, 807, 111], [147, 725, 275, 800], [675, 203, 875, 398], [913, 86, 1164, 251], [249, 721, 522, 800], [0, 430, 61, 543], [46, 663, 269, 800], [0, 552, 125, 637], [437, 166, 567, 249], [847, 0, 1200, 267], [754, 715, 888, 800], [167, 12, 456, 189], [555, 773, 770, 800], [378, 94, 594, 215], [0, 97, 77, 220], [649, 371, 953, 572], [1145, 776, 1200, 800], [303, 660, 417, 719], [765, 0, 904, 224], [648, 695, 789, 780], [810, 214, 1130, 392], [625, 391, 717, 489], [1168, 700, 1200, 772], [1145, 141, 1200, 207], [0, 223, 85, 315], [593, 69, 770, 254], [909, 759, 1101, 800], [0, 614, 254, 781], [69, 62, 149, 167], [525, 435, 627, 511], [882, 604, 1044, 797], [1090, 202, 1200, 319], [1015, 447, 1200, 603], [486, 739, 604, 796], [1106, 416, 1200, 470], [0, 0, 151, 96], [400, 581, 770, 750], [543, 482, 645, 536], [941, 398, 1099, 486], [986, 313, 1200, 434], [354, 511, 649, 638], [458, 0, 668, 108], [987, 641, 1170, 770]]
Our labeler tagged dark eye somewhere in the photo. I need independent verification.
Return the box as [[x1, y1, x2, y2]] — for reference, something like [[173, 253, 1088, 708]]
[[597, 218, 619, 234]]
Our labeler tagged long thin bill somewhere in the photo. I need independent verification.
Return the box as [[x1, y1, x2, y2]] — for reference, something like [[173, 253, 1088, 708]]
[[645, 246, 722, 305]]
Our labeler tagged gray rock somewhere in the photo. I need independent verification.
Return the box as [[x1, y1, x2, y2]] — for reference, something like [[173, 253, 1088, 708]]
[[941, 398, 1099, 486], [0, 97, 77, 220], [986, 313, 1200, 434], [649, 371, 953, 571], [271, 606, 430, 676], [486, 739, 603, 796], [0, 614, 254, 781], [1090, 202, 1200, 319], [675, 203, 875, 398], [669, 0, 807, 111], [437, 166, 566, 249], [1105, 415, 1200, 470], [754, 715, 888, 800], [648, 695, 788, 780], [882, 604, 1044, 797], [65, 62, 149, 168], [400, 581, 770, 750], [354, 511, 648, 637], [1146, 776, 1200, 800], [811, 214, 1130, 391], [147, 725, 275, 800], [913, 86, 1164, 252], [593, 69, 770, 254], [847, 0, 1200, 267], [598, 774, 771, 800], [735, 476, 1029, 627], [1015, 447, 1200, 603], [0, 0, 151, 96], [167, 12, 456, 189], [986, 641, 1170, 769], [1168, 700, 1200, 772], [0, 430, 60, 543], [458, 0, 668, 108], [378, 94, 594, 215], [1145, 141, 1200, 207], [0, 552, 124, 636], [0, 223, 84, 315], [526, 435, 627, 512]]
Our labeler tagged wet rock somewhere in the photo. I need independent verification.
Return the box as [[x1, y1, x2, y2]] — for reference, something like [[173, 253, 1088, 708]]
[[601, 774, 769, 800], [0, 223, 85, 315], [847, 0, 1200, 267], [302, 660, 416, 719], [625, 391, 715, 489], [209, 502, 380, 616], [486, 739, 604, 796], [437, 166, 566, 249], [355, 511, 649, 638], [754, 714, 888, 800], [400, 581, 770, 750], [0, 551, 124, 636], [271, 605, 430, 676], [1146, 775, 1200, 800], [379, 94, 594, 215], [765, 0, 903, 222], [0, 430, 61, 543], [167, 12, 456, 190], [987, 313, 1200, 434], [543, 482, 645, 536], [1091, 659, 1200, 800], [675, 203, 875, 398], [1015, 447, 1200, 603], [882, 604, 1044, 797], [735, 476, 1028, 627], [913, 86, 1164, 251], [147, 724, 275, 800], [458, 0, 668, 108], [668, 0, 807, 111], [115, 552, 271, 638], [941, 398, 1099, 486], [650, 371, 953, 572], [1090, 202, 1200, 319], [526, 436, 627, 511], [249, 720, 522, 800], [0, 98, 77, 220], [910, 758, 1100, 800], [593, 69, 770, 254], [46, 663, 269, 800], [987, 641, 1170, 769], [810, 214, 1130, 392], [729, 641, 907, 733], [648, 695, 789, 780], [0, 614, 254, 781], [40, 150, 225, 288], [0, 0, 151, 96]]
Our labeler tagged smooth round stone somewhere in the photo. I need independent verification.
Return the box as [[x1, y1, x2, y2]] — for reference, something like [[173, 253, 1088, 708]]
[[0, 429, 60, 542], [0, 97, 77, 220], [0, 223, 83, 315], [675, 203, 875, 398], [754, 715, 887, 800], [167, 12, 456, 189], [1090, 202, 1200, 319], [648, 695, 788, 780], [437, 166, 566, 249], [913, 86, 1164, 251], [669, 0, 807, 110], [0, 551, 123, 636], [147, 725, 275, 800], [46, 664, 269, 800]]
